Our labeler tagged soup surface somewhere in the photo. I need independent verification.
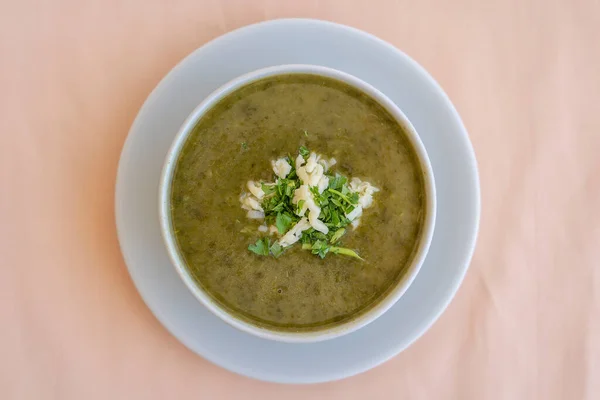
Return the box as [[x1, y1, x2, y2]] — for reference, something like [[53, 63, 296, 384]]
[[170, 74, 426, 331]]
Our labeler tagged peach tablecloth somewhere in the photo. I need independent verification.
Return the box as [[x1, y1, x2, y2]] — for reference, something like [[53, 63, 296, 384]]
[[2, 1, 599, 399]]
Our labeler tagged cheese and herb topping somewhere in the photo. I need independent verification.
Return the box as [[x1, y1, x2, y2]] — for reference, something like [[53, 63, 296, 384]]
[[240, 147, 379, 260]]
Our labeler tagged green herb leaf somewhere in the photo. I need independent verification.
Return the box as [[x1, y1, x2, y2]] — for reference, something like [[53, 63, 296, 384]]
[[330, 197, 343, 208], [331, 209, 340, 226], [330, 228, 346, 244], [241, 142, 248, 150], [270, 242, 285, 258], [296, 199, 306, 215], [331, 246, 363, 260], [248, 238, 270, 256], [299, 146, 310, 158], [312, 231, 328, 241], [276, 180, 285, 197], [310, 186, 329, 206], [329, 175, 347, 191], [261, 183, 276, 195], [271, 202, 285, 213], [328, 188, 357, 205], [285, 181, 295, 197], [311, 240, 330, 258], [276, 213, 293, 234]]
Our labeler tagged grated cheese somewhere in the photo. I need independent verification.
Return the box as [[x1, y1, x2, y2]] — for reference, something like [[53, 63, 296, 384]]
[[247, 181, 264, 199], [296, 152, 324, 186], [346, 205, 363, 221], [239, 193, 263, 212], [247, 210, 265, 219], [318, 157, 337, 172], [271, 158, 292, 179], [279, 217, 311, 247], [291, 184, 328, 235], [349, 177, 380, 209]]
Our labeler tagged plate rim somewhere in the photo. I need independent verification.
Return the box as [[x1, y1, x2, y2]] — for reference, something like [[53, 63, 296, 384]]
[[115, 17, 480, 384]]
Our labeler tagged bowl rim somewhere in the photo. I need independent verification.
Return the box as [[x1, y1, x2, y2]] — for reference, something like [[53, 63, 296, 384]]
[[158, 64, 436, 343]]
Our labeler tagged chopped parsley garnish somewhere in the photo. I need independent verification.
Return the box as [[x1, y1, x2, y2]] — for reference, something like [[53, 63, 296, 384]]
[[269, 242, 285, 258], [248, 237, 286, 258], [330, 228, 346, 244], [275, 212, 293, 234], [242, 147, 377, 260], [298, 145, 310, 158], [248, 237, 270, 256]]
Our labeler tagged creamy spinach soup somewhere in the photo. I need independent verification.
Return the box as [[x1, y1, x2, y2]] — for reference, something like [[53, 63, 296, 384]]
[[170, 74, 426, 331]]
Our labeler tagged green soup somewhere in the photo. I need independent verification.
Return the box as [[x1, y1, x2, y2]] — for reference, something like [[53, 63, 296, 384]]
[[170, 74, 426, 331]]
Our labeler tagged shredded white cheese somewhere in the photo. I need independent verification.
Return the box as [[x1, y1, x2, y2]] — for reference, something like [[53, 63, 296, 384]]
[[272, 158, 292, 179], [305, 153, 319, 172], [258, 224, 268, 232], [349, 177, 380, 209], [247, 181, 264, 199], [296, 152, 324, 186], [295, 154, 305, 170], [247, 210, 265, 219], [239, 193, 263, 212], [291, 184, 328, 234], [318, 157, 337, 172], [308, 211, 329, 234], [279, 217, 311, 247], [346, 205, 363, 221], [291, 185, 310, 215], [317, 175, 329, 194]]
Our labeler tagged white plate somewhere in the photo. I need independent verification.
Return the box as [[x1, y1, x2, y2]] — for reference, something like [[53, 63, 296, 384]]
[[115, 18, 480, 384]]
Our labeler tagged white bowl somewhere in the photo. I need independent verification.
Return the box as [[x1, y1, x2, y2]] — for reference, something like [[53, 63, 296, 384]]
[[159, 64, 436, 343]]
